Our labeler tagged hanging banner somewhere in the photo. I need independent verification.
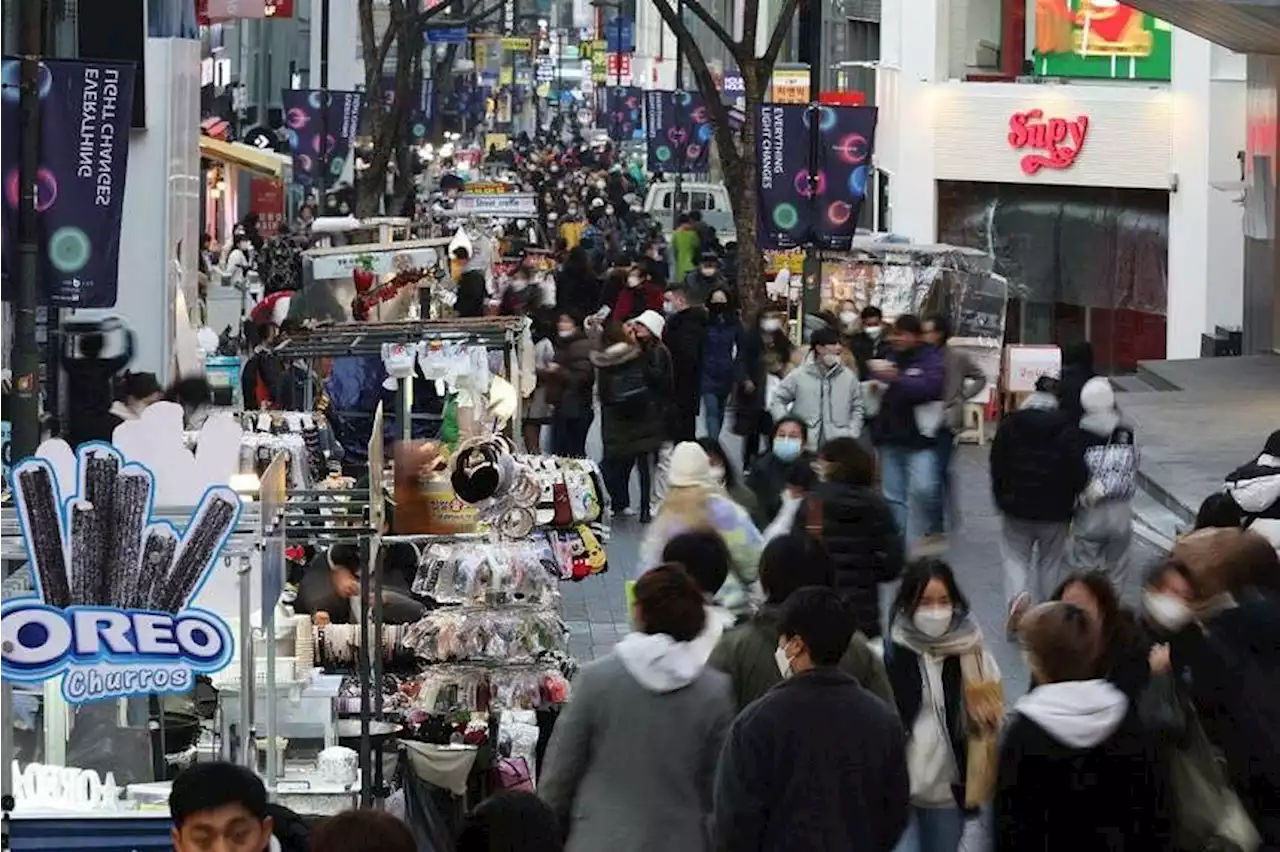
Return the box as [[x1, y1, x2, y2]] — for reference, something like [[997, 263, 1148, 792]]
[[755, 105, 810, 251], [816, 105, 877, 251], [0, 59, 136, 308], [280, 89, 364, 187], [597, 86, 642, 141], [2, 444, 239, 704], [754, 104, 877, 251], [381, 75, 433, 141], [644, 90, 712, 174]]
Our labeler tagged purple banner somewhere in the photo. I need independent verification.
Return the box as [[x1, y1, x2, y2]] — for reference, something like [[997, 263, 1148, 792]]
[[381, 75, 435, 142], [597, 86, 642, 141], [754, 104, 878, 251], [1, 58, 137, 308], [644, 90, 712, 174], [281, 89, 364, 187]]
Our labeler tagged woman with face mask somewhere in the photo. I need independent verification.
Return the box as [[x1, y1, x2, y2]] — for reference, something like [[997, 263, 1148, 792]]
[[883, 558, 1003, 852], [734, 306, 796, 469], [745, 417, 814, 528]]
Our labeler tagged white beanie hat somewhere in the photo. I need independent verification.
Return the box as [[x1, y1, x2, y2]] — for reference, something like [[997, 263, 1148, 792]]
[[633, 309, 665, 339], [668, 441, 710, 488], [1079, 376, 1116, 413]]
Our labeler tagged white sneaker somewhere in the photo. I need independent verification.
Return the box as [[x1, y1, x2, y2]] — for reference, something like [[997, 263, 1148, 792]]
[[618, 507, 638, 517]]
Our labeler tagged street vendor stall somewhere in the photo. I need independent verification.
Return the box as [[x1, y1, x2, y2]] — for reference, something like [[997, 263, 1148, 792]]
[[200, 136, 294, 245]]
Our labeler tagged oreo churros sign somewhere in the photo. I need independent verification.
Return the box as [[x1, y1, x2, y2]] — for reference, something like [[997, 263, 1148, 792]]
[[2, 444, 240, 703]]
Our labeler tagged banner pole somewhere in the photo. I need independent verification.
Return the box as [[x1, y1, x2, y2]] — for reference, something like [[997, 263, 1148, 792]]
[[804, 0, 822, 314], [672, 0, 683, 228], [319, 0, 331, 206], [12, 0, 46, 463]]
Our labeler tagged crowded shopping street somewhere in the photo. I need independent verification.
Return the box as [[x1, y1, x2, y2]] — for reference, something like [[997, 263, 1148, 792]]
[[3, 0, 1280, 849]]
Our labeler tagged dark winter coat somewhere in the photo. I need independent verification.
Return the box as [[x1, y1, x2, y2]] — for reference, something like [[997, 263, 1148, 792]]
[[845, 329, 891, 383], [993, 706, 1171, 852], [989, 398, 1090, 522], [1057, 341, 1096, 423], [664, 306, 708, 419], [714, 668, 909, 852], [548, 331, 596, 419], [869, 344, 946, 449], [793, 481, 904, 638], [592, 340, 670, 459], [708, 605, 894, 712], [454, 269, 489, 317], [701, 310, 742, 397], [883, 642, 975, 812], [746, 450, 815, 527], [1168, 599, 1280, 844]]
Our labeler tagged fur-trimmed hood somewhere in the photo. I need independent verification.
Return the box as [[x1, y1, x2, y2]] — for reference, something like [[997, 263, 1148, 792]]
[[590, 340, 643, 368]]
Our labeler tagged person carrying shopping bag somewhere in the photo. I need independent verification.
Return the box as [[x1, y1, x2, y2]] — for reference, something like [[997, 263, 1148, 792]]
[[882, 558, 1004, 852]]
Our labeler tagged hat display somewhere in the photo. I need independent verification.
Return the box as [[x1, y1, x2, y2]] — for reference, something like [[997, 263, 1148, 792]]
[[668, 441, 710, 488]]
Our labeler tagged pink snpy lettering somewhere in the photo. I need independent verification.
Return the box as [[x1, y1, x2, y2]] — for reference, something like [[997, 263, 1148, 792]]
[[1007, 109, 1089, 175]]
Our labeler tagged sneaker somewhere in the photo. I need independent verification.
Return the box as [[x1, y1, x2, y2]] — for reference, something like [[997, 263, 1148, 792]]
[[617, 507, 638, 518], [639, 508, 652, 524], [1006, 592, 1031, 641], [913, 534, 948, 558]]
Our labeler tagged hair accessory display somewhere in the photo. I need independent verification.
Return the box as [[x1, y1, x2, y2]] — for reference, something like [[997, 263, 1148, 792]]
[[411, 539, 561, 606], [403, 608, 567, 664]]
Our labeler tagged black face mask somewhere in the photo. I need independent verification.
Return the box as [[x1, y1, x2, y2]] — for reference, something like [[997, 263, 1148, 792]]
[[708, 301, 729, 314]]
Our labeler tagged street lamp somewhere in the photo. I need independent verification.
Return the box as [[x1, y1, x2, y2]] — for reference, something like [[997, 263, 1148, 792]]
[[591, 0, 624, 141]]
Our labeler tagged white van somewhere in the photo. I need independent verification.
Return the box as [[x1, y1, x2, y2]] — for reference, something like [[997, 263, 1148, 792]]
[[642, 181, 737, 244]]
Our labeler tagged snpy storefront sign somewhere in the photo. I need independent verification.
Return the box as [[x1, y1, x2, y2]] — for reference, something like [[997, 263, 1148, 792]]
[[1007, 109, 1089, 175]]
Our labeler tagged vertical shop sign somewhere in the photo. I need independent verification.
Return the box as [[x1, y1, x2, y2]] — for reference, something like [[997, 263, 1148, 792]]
[[0, 58, 136, 308], [645, 90, 711, 174], [754, 104, 877, 251], [249, 178, 285, 237], [280, 89, 364, 187], [769, 66, 810, 104]]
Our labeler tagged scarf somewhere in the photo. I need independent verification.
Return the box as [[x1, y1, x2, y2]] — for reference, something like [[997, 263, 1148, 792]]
[[890, 609, 985, 659]]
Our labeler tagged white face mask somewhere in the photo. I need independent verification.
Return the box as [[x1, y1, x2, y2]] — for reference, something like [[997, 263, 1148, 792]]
[[864, 324, 883, 339], [1144, 591, 1193, 631], [709, 465, 726, 485], [511, 278, 527, 291], [821, 352, 842, 368], [839, 310, 857, 326], [596, 180, 606, 189], [700, 266, 717, 278], [761, 318, 782, 333], [913, 606, 954, 638], [605, 206, 615, 215], [627, 274, 642, 288], [663, 301, 678, 315], [557, 328, 575, 338], [774, 644, 794, 678]]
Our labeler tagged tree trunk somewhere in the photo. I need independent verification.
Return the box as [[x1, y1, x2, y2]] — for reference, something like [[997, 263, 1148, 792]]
[[428, 44, 460, 142], [731, 63, 768, 321]]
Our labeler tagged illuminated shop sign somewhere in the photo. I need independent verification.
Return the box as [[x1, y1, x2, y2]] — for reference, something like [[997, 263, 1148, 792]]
[[1007, 109, 1089, 175]]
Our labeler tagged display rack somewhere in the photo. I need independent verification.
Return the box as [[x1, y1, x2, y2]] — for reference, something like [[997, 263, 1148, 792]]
[[273, 316, 529, 447]]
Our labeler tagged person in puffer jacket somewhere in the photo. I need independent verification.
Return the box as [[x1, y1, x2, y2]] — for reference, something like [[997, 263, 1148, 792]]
[[1066, 377, 1138, 599], [792, 437, 903, 639], [1225, 428, 1280, 556], [769, 327, 865, 450], [701, 286, 742, 440]]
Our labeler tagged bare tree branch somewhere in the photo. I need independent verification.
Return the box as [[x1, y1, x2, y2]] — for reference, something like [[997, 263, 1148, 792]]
[[675, 0, 740, 60], [740, 0, 761, 57], [762, 0, 801, 68]]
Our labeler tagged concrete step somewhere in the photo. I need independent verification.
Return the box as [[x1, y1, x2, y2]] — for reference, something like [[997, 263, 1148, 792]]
[[1111, 374, 1161, 393]]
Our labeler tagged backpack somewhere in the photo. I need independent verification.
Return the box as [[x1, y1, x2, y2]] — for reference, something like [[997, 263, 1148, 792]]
[[266, 803, 312, 852]]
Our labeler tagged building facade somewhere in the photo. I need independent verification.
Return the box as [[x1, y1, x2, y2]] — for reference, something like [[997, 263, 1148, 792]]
[[876, 0, 1249, 366]]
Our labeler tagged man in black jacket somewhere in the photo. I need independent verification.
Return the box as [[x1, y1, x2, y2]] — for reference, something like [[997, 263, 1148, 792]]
[[661, 283, 708, 444], [990, 378, 1089, 635], [715, 586, 909, 852]]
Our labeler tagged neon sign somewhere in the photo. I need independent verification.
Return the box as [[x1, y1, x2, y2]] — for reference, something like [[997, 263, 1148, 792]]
[[1008, 109, 1089, 175]]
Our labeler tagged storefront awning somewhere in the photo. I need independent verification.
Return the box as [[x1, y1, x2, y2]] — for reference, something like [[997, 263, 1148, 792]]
[[199, 136, 292, 180], [1122, 0, 1280, 54]]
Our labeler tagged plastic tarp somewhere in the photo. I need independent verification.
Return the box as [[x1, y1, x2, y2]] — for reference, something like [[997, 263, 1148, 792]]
[[937, 182, 1168, 315]]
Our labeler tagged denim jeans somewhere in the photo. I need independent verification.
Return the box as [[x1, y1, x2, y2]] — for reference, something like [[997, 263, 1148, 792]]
[[893, 805, 965, 852], [879, 445, 941, 548], [702, 391, 729, 440], [928, 428, 955, 536]]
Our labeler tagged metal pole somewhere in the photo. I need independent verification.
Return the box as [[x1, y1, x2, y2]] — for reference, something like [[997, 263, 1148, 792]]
[[12, 0, 45, 462], [671, 0, 683, 229], [805, 0, 822, 306], [319, 0, 331, 206]]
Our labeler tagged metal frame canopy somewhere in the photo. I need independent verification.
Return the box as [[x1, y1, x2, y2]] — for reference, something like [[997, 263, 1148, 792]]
[[271, 316, 526, 359]]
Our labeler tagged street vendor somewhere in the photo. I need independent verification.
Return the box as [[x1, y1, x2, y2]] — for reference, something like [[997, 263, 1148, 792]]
[[294, 537, 425, 625]]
